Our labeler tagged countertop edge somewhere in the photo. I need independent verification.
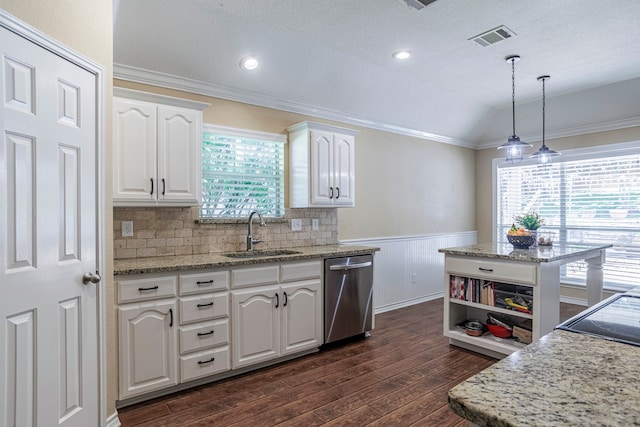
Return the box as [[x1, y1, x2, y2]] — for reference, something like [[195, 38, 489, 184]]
[[113, 245, 380, 276]]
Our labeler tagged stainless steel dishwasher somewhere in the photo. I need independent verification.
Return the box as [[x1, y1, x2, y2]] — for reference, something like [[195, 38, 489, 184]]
[[324, 254, 374, 344]]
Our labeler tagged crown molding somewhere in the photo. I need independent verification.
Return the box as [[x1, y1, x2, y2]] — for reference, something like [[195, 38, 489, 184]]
[[477, 117, 640, 150], [114, 63, 477, 149]]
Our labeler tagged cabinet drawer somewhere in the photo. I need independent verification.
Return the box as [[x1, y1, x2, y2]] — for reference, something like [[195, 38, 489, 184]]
[[446, 257, 537, 285], [179, 319, 229, 354], [180, 347, 230, 382], [280, 261, 322, 282], [117, 276, 177, 303], [231, 265, 279, 289], [179, 293, 228, 324], [180, 271, 229, 295]]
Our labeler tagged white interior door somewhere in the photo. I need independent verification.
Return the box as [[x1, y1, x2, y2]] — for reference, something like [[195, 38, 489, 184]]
[[0, 22, 100, 427]]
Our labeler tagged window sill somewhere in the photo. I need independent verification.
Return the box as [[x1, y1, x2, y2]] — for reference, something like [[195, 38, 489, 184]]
[[195, 217, 287, 225]]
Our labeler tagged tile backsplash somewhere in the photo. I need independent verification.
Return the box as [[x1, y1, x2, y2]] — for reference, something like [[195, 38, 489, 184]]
[[113, 207, 338, 259]]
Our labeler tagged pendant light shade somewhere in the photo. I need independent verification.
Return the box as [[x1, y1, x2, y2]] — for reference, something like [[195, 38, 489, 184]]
[[529, 75, 560, 165], [497, 55, 531, 163]]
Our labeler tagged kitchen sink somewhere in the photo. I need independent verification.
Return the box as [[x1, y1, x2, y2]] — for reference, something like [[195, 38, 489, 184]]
[[222, 249, 301, 258]]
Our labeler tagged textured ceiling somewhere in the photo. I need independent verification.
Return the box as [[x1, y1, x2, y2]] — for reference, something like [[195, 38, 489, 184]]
[[113, 0, 640, 147]]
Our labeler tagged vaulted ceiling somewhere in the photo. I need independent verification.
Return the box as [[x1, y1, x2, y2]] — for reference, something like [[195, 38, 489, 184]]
[[114, 0, 640, 148]]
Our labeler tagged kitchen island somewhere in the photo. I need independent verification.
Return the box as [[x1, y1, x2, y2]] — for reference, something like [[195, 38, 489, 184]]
[[439, 243, 611, 358], [448, 296, 640, 427]]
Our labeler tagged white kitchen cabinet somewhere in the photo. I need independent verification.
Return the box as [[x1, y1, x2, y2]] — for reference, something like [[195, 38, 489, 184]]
[[288, 121, 358, 207], [231, 261, 323, 369], [231, 285, 281, 368], [113, 88, 209, 206], [280, 280, 323, 355], [442, 255, 551, 359], [117, 277, 178, 400], [177, 270, 230, 382]]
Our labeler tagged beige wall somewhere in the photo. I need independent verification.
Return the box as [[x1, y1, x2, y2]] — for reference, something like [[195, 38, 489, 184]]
[[0, 0, 116, 417], [475, 127, 640, 244], [115, 80, 478, 243]]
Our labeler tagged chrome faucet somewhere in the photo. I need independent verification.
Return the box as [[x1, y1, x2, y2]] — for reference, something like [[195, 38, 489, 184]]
[[246, 211, 266, 251]]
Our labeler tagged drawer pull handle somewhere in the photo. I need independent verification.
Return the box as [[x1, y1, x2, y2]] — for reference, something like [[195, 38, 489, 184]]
[[197, 330, 214, 337], [478, 267, 494, 272], [196, 280, 214, 286], [197, 357, 215, 365], [138, 285, 159, 292], [196, 302, 214, 308]]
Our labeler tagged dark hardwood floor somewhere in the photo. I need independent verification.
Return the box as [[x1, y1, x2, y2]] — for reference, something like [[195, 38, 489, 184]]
[[118, 298, 584, 426]]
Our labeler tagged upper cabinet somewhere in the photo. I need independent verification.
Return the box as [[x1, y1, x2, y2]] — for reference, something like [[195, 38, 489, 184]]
[[288, 121, 359, 208], [113, 88, 210, 206]]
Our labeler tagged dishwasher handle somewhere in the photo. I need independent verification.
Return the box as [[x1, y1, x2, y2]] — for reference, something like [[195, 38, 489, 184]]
[[329, 261, 372, 271]]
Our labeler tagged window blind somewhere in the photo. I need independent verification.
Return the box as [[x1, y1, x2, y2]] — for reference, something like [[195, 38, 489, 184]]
[[496, 143, 640, 289], [200, 128, 285, 218]]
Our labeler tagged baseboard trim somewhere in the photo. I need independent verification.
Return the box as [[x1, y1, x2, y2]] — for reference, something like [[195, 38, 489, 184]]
[[374, 292, 444, 314], [106, 412, 121, 427]]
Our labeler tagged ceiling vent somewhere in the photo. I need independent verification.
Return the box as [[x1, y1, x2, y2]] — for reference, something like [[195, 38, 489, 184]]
[[402, 0, 437, 10], [469, 25, 516, 47]]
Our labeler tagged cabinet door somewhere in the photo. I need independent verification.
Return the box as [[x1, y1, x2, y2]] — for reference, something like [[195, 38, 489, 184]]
[[157, 106, 201, 204], [231, 286, 280, 369], [332, 133, 355, 207], [118, 300, 177, 399], [281, 280, 323, 355], [113, 97, 157, 202], [309, 129, 334, 206]]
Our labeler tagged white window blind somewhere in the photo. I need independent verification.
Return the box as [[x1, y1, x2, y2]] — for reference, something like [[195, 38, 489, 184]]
[[496, 142, 640, 289], [200, 125, 285, 218]]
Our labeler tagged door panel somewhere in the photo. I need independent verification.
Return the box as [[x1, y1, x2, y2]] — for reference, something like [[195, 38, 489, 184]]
[[310, 130, 333, 205], [0, 23, 100, 427]]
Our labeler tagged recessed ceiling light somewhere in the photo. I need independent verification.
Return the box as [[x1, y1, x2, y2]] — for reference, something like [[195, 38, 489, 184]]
[[392, 50, 412, 60], [240, 56, 259, 71]]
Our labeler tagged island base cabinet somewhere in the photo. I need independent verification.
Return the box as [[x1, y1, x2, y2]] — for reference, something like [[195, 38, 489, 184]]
[[118, 300, 178, 399]]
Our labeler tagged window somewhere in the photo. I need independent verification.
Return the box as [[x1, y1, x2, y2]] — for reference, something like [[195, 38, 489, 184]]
[[495, 141, 640, 289], [200, 125, 285, 218]]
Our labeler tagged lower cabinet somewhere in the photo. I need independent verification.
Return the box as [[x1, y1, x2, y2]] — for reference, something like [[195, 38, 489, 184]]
[[231, 279, 322, 369], [118, 299, 178, 399], [116, 259, 323, 403]]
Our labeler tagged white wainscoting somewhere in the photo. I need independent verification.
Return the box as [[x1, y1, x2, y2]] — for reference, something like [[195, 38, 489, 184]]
[[341, 232, 477, 314]]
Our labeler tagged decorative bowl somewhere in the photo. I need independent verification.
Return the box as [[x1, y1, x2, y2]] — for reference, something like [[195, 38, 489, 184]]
[[507, 234, 535, 249]]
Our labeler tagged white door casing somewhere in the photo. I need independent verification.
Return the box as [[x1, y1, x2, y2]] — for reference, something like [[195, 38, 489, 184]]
[[0, 12, 104, 427]]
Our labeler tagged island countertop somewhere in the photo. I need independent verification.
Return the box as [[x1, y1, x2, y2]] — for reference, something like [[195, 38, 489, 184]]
[[114, 244, 379, 275], [438, 242, 612, 264], [448, 328, 640, 426]]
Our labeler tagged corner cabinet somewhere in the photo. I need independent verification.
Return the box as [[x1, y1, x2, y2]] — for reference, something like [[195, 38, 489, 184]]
[[443, 255, 560, 359], [288, 121, 359, 207], [113, 88, 210, 206]]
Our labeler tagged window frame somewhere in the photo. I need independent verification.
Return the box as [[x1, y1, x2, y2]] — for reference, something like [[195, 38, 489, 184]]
[[200, 124, 286, 219], [492, 140, 640, 291]]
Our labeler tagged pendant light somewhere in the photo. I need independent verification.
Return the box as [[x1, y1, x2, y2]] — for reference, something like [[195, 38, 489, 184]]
[[529, 75, 560, 165], [497, 55, 531, 163]]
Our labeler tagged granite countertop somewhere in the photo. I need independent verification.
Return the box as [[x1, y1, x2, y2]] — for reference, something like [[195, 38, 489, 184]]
[[448, 329, 640, 426], [438, 242, 612, 263], [114, 244, 379, 275]]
